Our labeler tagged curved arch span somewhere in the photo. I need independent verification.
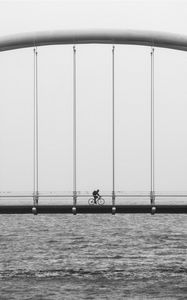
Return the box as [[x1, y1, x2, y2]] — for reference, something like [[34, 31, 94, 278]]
[[1, 29, 187, 52]]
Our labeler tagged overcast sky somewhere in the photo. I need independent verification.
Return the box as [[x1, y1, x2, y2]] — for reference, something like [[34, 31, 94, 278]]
[[0, 0, 187, 194]]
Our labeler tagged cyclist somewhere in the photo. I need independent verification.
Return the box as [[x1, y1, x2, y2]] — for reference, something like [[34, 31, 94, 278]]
[[92, 189, 100, 204]]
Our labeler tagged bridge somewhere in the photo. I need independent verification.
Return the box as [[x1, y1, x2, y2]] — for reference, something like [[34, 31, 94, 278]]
[[0, 29, 187, 215]]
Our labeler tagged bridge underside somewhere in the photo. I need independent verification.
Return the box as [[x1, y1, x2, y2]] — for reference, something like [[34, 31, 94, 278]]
[[0, 205, 186, 214]]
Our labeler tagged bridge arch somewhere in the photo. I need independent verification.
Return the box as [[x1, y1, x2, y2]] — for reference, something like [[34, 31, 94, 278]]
[[0, 29, 187, 52]]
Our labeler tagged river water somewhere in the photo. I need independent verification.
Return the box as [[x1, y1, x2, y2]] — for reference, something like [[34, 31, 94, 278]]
[[0, 214, 186, 299]]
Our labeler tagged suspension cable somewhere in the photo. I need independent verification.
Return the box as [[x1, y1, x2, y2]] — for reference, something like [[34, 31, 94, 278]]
[[33, 47, 39, 206], [112, 45, 115, 207], [73, 45, 77, 207], [150, 47, 155, 205]]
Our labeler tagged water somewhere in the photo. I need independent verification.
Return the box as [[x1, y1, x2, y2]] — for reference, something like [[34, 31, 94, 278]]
[[0, 214, 186, 299]]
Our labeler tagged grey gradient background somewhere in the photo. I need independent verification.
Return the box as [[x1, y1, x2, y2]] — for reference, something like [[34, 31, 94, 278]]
[[0, 0, 187, 194]]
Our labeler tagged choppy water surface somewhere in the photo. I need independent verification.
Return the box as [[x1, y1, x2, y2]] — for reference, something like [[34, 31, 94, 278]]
[[0, 214, 186, 299]]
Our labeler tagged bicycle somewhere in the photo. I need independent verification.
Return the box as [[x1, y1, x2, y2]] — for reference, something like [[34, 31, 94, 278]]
[[88, 196, 105, 205]]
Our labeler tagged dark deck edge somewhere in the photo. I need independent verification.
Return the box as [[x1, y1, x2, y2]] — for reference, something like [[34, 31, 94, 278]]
[[0, 205, 186, 214]]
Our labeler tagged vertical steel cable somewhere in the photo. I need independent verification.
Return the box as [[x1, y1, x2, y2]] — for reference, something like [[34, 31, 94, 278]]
[[150, 48, 155, 204], [112, 46, 115, 206], [73, 46, 77, 206], [36, 48, 39, 198], [33, 47, 39, 205], [33, 48, 36, 200]]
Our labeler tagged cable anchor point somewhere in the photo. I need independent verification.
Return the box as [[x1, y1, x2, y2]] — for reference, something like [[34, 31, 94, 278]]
[[150, 191, 156, 215]]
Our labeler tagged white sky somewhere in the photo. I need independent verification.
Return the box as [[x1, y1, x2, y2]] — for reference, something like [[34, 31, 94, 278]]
[[0, 0, 187, 194]]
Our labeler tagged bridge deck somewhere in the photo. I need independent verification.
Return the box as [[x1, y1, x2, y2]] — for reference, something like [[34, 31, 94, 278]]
[[0, 205, 186, 214]]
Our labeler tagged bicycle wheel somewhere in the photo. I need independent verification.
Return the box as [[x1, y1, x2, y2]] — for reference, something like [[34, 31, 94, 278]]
[[98, 197, 105, 205], [88, 198, 95, 205]]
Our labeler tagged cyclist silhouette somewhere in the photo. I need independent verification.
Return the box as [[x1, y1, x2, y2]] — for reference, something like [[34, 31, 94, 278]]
[[92, 189, 100, 204]]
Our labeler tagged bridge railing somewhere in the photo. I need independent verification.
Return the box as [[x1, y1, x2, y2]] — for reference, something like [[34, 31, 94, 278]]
[[2, 190, 187, 198]]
